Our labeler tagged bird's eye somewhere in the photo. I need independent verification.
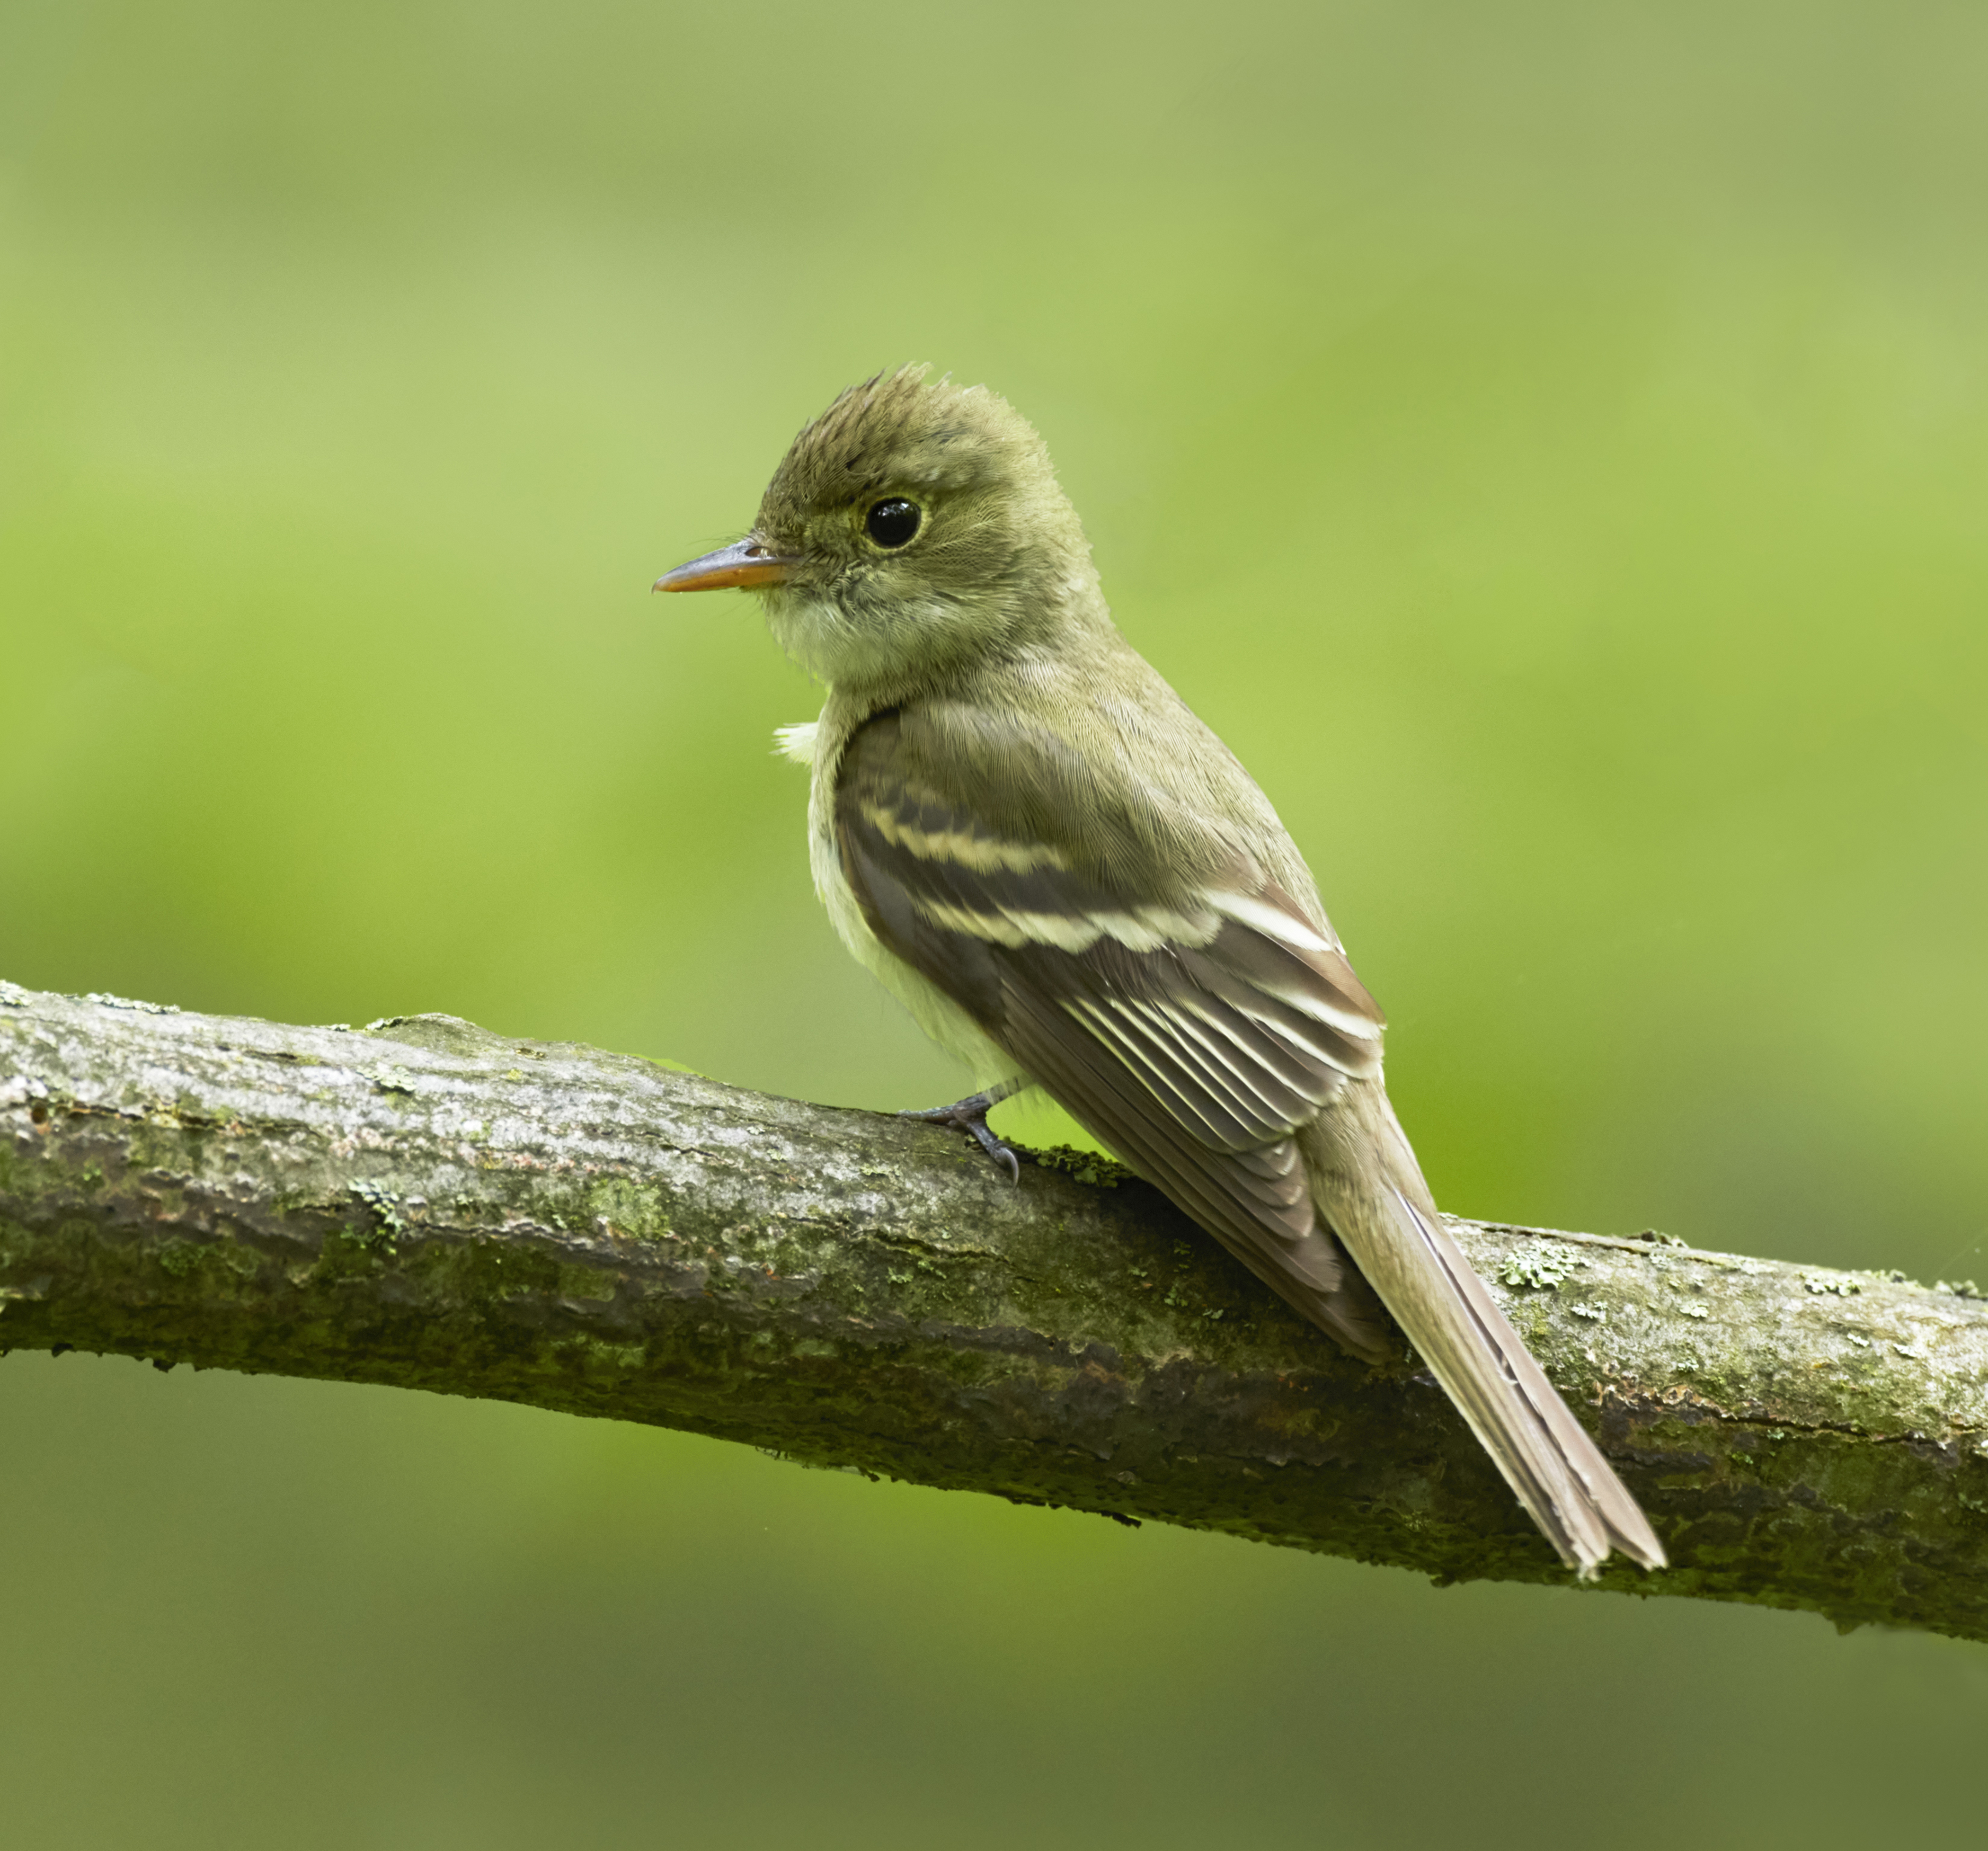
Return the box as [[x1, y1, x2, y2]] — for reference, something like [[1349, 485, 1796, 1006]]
[[865, 498, 921, 548]]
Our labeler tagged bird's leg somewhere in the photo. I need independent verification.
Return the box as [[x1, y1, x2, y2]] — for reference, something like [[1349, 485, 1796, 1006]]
[[899, 1079, 1025, 1184]]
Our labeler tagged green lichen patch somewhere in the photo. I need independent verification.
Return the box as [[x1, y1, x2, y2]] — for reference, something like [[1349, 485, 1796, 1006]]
[[83, 992, 182, 1015], [155, 1232, 263, 1284], [585, 1176, 671, 1241], [348, 1181, 407, 1237], [1025, 1144, 1134, 1189], [1499, 1248, 1581, 1290]]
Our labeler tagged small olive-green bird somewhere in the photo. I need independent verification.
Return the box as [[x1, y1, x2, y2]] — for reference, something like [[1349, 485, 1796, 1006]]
[[657, 365, 1664, 1577]]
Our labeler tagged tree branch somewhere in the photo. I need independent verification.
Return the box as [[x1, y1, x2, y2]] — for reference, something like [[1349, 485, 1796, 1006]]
[[4, 982, 1985, 1638]]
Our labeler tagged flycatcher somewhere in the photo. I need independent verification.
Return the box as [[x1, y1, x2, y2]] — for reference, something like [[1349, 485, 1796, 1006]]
[[657, 365, 1664, 1577]]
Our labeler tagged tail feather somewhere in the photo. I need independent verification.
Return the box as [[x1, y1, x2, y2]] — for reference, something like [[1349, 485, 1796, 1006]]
[[1305, 1089, 1666, 1578], [1381, 1183, 1665, 1575]]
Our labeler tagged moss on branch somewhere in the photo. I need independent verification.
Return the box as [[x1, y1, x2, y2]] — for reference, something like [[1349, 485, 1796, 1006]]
[[4, 981, 1987, 1639]]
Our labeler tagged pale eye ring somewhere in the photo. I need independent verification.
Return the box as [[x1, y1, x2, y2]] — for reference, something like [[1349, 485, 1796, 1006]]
[[865, 498, 921, 548]]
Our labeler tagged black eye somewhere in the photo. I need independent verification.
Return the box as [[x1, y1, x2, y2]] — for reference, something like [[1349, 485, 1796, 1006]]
[[865, 498, 921, 548]]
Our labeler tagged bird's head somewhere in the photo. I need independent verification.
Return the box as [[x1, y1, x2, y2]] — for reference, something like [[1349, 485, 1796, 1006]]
[[655, 366, 1099, 691]]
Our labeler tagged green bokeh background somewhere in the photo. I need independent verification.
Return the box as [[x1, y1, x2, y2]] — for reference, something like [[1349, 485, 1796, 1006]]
[[7, 2, 1988, 1844]]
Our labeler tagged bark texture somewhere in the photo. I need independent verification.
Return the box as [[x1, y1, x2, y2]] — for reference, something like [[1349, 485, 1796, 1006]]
[[4, 981, 1986, 1638]]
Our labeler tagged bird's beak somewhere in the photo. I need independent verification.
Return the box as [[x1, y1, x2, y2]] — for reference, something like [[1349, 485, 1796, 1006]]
[[652, 536, 799, 594]]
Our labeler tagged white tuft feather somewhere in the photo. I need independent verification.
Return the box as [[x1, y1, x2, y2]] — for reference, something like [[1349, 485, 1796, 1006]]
[[773, 721, 819, 766]]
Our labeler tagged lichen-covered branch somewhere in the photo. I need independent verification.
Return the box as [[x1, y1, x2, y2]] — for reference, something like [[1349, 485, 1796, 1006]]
[[3, 982, 1986, 1639]]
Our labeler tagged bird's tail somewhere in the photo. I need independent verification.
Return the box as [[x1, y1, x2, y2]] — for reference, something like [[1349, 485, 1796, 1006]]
[[1304, 1083, 1666, 1579]]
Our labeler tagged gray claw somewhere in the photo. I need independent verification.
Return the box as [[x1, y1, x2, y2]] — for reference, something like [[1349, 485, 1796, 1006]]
[[899, 1091, 1022, 1184]]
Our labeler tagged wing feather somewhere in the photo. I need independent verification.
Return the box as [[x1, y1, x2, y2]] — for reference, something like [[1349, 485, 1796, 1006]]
[[834, 708, 1391, 1356]]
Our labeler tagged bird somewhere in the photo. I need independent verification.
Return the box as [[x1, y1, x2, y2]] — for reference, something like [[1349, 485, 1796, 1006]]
[[655, 364, 1665, 1578]]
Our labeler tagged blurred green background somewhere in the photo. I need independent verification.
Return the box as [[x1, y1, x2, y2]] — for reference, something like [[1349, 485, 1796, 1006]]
[[6, 1, 1988, 1844]]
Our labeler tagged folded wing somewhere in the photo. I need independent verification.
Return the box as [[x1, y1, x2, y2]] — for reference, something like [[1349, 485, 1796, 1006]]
[[835, 706, 1391, 1355]]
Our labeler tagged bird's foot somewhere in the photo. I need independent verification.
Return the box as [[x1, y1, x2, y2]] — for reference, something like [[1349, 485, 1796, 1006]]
[[898, 1091, 1022, 1184]]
